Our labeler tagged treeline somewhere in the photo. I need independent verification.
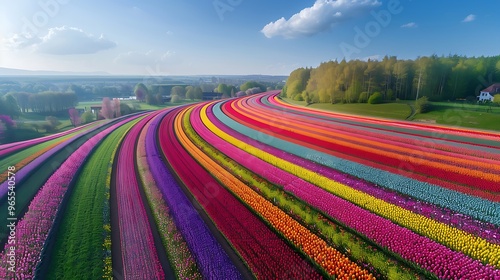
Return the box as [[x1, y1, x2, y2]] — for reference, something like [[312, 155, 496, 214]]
[[12, 92, 77, 113], [283, 55, 500, 103]]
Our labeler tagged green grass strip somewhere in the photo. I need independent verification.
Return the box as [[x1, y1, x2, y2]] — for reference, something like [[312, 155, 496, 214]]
[[45, 118, 140, 279]]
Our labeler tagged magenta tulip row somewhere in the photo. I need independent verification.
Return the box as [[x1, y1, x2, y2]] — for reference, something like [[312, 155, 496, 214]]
[[114, 113, 164, 279]]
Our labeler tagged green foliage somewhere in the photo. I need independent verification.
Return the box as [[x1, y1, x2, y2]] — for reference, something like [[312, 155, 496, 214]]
[[293, 94, 304, 101], [494, 94, 500, 104], [415, 96, 433, 113], [145, 93, 157, 105], [120, 103, 133, 116], [3, 94, 21, 118], [171, 94, 181, 103], [156, 93, 163, 105], [287, 55, 500, 103], [171, 86, 185, 98], [81, 111, 95, 124], [240, 81, 266, 92], [134, 83, 148, 102], [368, 92, 383, 104], [283, 68, 311, 98], [194, 87, 203, 100], [28, 91, 77, 114]]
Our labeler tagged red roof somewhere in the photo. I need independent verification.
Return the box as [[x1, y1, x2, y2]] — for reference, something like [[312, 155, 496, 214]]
[[481, 83, 500, 94]]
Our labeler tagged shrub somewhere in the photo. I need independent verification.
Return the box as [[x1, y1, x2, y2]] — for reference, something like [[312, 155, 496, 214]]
[[367, 92, 383, 104], [358, 92, 369, 103], [293, 94, 304, 101], [81, 111, 94, 124], [415, 96, 432, 113]]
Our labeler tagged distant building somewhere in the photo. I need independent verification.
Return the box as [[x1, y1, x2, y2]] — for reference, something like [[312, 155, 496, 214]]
[[478, 83, 500, 102]]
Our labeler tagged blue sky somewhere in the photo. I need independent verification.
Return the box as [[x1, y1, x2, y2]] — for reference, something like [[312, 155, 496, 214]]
[[0, 0, 499, 75]]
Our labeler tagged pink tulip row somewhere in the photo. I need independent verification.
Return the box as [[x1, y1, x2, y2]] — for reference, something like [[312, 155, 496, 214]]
[[0, 121, 97, 157], [198, 102, 500, 279], [0, 116, 137, 279], [114, 114, 164, 279]]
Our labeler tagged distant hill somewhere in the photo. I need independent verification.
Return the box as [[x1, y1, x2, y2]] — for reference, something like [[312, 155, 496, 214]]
[[0, 67, 110, 76]]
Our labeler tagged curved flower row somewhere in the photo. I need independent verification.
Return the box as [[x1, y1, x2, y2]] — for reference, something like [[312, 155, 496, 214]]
[[114, 113, 164, 279], [0, 122, 97, 157], [231, 97, 500, 192], [136, 112, 202, 280], [0, 115, 139, 279], [195, 102, 500, 277], [0, 120, 108, 199], [206, 101, 500, 245], [212, 100, 500, 268], [146, 109, 242, 280], [178, 106, 371, 279], [164, 106, 324, 279], [213, 101, 500, 226]]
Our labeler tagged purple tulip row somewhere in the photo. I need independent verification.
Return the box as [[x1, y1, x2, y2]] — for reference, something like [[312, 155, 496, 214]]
[[136, 115, 201, 279], [145, 110, 242, 280], [0, 116, 136, 279], [202, 103, 500, 280], [114, 113, 164, 279], [0, 122, 96, 157]]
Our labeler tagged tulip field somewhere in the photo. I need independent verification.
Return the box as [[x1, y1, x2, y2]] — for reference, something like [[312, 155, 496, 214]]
[[1, 91, 499, 279]]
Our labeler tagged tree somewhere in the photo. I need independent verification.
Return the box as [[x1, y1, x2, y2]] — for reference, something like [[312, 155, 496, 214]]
[[194, 87, 203, 100], [171, 95, 181, 103], [415, 96, 432, 113], [134, 83, 148, 102], [146, 93, 157, 105], [156, 93, 163, 105], [171, 86, 185, 98], [81, 111, 94, 124], [186, 86, 195, 100], [13, 92, 31, 113], [68, 108, 81, 127], [112, 99, 121, 118], [367, 92, 383, 104], [240, 81, 266, 92], [100, 98, 113, 119], [3, 94, 20, 118], [493, 94, 500, 105], [120, 103, 132, 115]]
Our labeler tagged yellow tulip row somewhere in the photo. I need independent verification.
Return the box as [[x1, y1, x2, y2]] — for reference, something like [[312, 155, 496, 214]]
[[176, 106, 374, 279], [200, 103, 500, 268]]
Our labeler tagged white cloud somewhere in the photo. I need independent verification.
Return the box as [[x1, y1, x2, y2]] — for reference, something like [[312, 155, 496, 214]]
[[36, 27, 116, 55], [261, 0, 381, 39], [4, 27, 116, 55], [4, 33, 41, 49], [401, 22, 417, 28], [114, 50, 175, 65], [462, 14, 476, 23]]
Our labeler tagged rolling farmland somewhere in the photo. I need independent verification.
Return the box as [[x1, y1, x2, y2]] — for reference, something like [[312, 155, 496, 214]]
[[1, 91, 499, 279]]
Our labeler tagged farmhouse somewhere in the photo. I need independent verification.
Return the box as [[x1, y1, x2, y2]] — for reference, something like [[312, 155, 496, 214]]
[[478, 83, 500, 102]]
